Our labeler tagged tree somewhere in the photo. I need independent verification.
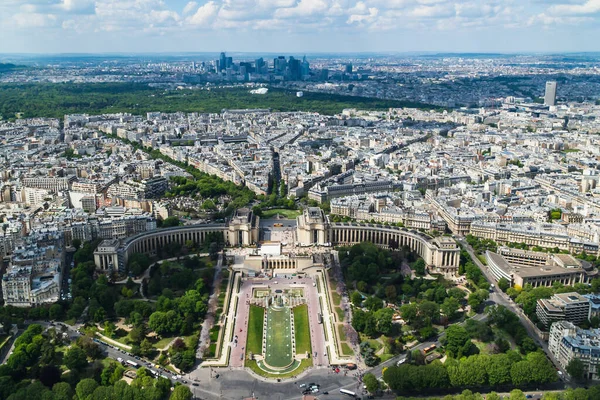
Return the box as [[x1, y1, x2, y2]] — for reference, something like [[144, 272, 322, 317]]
[[363, 373, 379, 394], [161, 216, 181, 228], [413, 258, 426, 275], [169, 384, 193, 400], [447, 287, 466, 300], [508, 389, 527, 400], [364, 296, 383, 312], [351, 291, 363, 307], [52, 382, 73, 400], [75, 379, 98, 400], [441, 296, 460, 320], [104, 321, 116, 338], [374, 308, 394, 335], [444, 325, 475, 358], [39, 365, 61, 388], [498, 277, 510, 292], [566, 358, 586, 381], [64, 345, 88, 371], [48, 304, 63, 320], [385, 285, 397, 302]]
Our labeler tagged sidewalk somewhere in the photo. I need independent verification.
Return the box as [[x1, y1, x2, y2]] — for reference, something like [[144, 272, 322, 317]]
[[95, 332, 132, 351]]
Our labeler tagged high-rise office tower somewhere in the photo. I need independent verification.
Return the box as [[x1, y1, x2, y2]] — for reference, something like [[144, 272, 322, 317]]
[[345, 63, 353, 74], [545, 81, 557, 106], [274, 56, 287, 73], [219, 52, 227, 72], [255, 58, 265, 74], [288, 56, 301, 80], [301, 55, 310, 78]]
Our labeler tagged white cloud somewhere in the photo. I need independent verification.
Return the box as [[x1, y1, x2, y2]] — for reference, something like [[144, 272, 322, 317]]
[[183, 1, 198, 15], [548, 0, 600, 15], [2, 0, 596, 47], [274, 0, 330, 19], [13, 12, 57, 28], [188, 1, 219, 26]]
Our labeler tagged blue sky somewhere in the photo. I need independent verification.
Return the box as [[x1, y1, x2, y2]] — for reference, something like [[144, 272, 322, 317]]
[[1, 0, 600, 53]]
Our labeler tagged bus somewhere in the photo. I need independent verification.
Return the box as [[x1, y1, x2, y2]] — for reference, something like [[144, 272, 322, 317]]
[[340, 388, 356, 397], [423, 344, 437, 354], [126, 360, 139, 368]]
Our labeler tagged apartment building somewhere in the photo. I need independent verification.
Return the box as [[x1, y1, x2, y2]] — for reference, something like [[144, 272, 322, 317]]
[[22, 175, 76, 192], [548, 321, 600, 380], [536, 292, 591, 328]]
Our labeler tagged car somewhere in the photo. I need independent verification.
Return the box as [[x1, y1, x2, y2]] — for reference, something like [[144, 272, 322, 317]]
[[192, 383, 199, 387], [299, 384, 307, 388], [182, 380, 187, 384], [323, 392, 329, 395], [526, 396, 532, 399]]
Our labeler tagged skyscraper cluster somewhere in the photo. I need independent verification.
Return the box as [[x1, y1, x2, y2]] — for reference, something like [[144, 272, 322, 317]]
[[215, 52, 310, 81]]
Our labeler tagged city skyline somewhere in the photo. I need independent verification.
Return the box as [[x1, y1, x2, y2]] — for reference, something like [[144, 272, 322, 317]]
[[2, 0, 600, 54]]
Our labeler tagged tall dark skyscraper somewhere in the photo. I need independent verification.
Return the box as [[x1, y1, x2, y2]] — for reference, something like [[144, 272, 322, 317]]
[[255, 57, 265, 74], [219, 52, 227, 72], [288, 56, 301, 80], [274, 56, 287, 73], [345, 63, 353, 74]]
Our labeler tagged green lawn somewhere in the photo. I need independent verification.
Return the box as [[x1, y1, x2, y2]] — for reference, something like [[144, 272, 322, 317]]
[[361, 336, 383, 352], [293, 304, 311, 355], [331, 290, 342, 306], [246, 305, 265, 356], [341, 343, 354, 356], [335, 306, 345, 322], [261, 209, 301, 219], [337, 324, 347, 342], [210, 326, 220, 342], [477, 255, 488, 265], [153, 336, 174, 350], [265, 307, 293, 368], [205, 343, 217, 358]]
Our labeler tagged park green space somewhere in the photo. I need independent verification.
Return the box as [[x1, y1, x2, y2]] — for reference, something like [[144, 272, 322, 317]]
[[292, 304, 311, 355], [337, 325, 347, 341], [265, 306, 293, 368], [0, 83, 441, 120], [246, 305, 265, 356], [341, 342, 354, 356], [261, 208, 301, 219]]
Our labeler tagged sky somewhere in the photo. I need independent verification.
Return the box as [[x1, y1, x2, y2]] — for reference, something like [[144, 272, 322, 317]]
[[1, 0, 600, 54]]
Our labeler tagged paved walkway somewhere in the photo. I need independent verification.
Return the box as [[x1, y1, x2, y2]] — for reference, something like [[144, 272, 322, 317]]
[[203, 270, 241, 367], [95, 332, 132, 350], [197, 253, 223, 359]]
